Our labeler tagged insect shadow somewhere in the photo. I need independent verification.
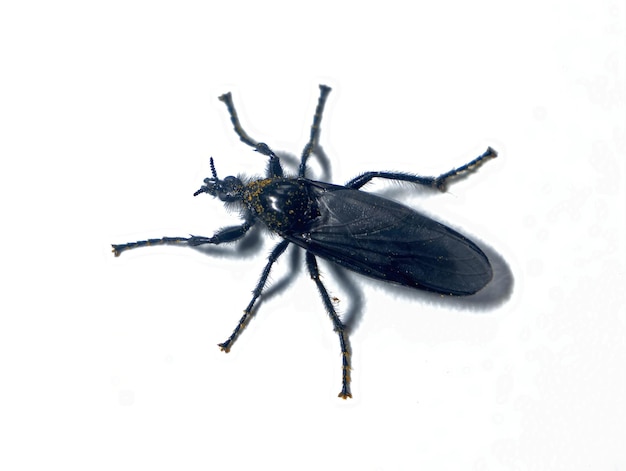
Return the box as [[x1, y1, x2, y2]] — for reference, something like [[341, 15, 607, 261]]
[[113, 85, 507, 399]]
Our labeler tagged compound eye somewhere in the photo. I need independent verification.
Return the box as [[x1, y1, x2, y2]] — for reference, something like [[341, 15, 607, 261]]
[[223, 176, 239, 185], [218, 176, 243, 201]]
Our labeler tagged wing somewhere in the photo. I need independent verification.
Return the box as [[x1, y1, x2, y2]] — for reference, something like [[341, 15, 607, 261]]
[[285, 181, 492, 295]]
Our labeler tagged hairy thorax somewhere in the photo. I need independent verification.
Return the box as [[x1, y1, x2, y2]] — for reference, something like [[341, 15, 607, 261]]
[[243, 178, 320, 233]]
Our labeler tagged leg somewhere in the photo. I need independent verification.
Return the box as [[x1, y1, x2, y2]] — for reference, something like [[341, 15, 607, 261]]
[[305, 251, 352, 399], [112, 222, 253, 257], [219, 93, 284, 177], [218, 240, 290, 352], [218, 92, 258, 148], [299, 85, 332, 178], [346, 147, 497, 191]]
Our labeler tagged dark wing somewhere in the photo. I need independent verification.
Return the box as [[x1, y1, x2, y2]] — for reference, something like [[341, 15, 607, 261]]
[[285, 181, 492, 295]]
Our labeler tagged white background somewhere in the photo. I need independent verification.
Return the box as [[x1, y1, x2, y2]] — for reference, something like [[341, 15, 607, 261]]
[[1, 1, 624, 469]]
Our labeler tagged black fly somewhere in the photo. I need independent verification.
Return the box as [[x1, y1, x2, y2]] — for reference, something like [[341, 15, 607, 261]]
[[112, 85, 497, 398]]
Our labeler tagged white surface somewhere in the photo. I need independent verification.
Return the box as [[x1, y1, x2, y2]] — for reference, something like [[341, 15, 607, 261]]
[[1, 1, 624, 470]]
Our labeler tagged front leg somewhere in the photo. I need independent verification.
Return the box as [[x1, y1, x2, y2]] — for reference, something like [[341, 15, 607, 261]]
[[112, 222, 253, 257]]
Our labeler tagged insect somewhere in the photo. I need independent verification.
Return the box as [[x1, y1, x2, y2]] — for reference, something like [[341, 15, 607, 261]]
[[113, 85, 497, 398]]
